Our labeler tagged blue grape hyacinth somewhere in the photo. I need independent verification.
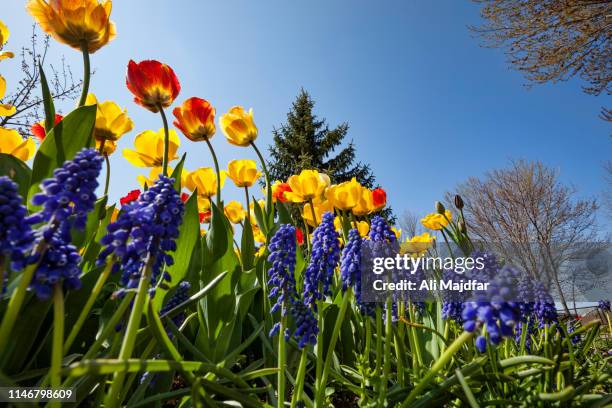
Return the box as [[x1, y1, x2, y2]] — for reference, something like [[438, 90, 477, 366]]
[[30, 148, 102, 232], [303, 212, 340, 308], [598, 300, 611, 312], [0, 177, 35, 277], [369, 215, 397, 243], [97, 176, 184, 289], [161, 281, 191, 334], [462, 266, 522, 352], [27, 148, 103, 299], [267, 224, 318, 348]]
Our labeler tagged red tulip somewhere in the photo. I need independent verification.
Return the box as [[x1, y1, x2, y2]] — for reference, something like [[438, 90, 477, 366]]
[[372, 187, 387, 210], [120, 189, 141, 206], [296, 227, 304, 245], [31, 114, 63, 141], [126, 60, 180, 113], [272, 182, 292, 203]]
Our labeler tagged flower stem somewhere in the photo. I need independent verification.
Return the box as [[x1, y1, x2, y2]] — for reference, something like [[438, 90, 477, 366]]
[[204, 138, 222, 208], [103, 154, 111, 196], [64, 262, 113, 354], [380, 295, 392, 405], [250, 141, 271, 212], [401, 331, 474, 407], [308, 199, 318, 226], [77, 43, 91, 107], [290, 347, 309, 408], [0, 244, 45, 356], [244, 186, 251, 224], [49, 285, 64, 408], [277, 311, 287, 407], [158, 105, 170, 177], [104, 258, 153, 408], [316, 289, 352, 407]]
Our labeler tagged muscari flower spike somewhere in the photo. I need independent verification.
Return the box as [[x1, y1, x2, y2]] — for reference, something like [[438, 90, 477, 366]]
[[267, 224, 318, 348], [462, 265, 521, 353], [0, 177, 35, 278], [161, 281, 191, 330], [97, 176, 184, 290], [369, 215, 397, 243], [28, 148, 103, 299], [598, 300, 611, 312], [303, 212, 340, 308]]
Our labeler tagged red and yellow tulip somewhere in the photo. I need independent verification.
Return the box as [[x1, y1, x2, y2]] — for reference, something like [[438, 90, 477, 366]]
[[173, 97, 216, 142], [126, 60, 180, 112]]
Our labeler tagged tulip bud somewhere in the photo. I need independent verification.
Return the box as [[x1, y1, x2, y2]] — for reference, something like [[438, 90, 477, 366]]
[[459, 220, 467, 233], [435, 201, 446, 215], [454, 194, 464, 210]]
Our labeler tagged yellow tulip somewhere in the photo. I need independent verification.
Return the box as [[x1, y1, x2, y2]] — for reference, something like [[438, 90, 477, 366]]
[[400, 232, 435, 256], [421, 210, 452, 230], [326, 177, 362, 210], [352, 186, 375, 216], [285, 169, 330, 203], [0, 19, 9, 46], [301, 198, 333, 227], [219, 106, 258, 146], [227, 159, 261, 188], [391, 227, 401, 240], [255, 245, 267, 258], [185, 167, 227, 198], [26, 0, 116, 53], [0, 75, 16, 117], [137, 166, 187, 188], [95, 138, 116, 156], [85, 93, 134, 142], [123, 128, 180, 167], [224, 201, 246, 224], [354, 221, 370, 238], [252, 224, 266, 244], [0, 128, 36, 161], [249, 199, 266, 222]]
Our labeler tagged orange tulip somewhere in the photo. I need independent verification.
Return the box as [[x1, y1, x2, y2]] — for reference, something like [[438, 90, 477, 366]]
[[26, 0, 116, 53], [372, 187, 387, 211], [173, 97, 216, 141], [126, 60, 180, 112]]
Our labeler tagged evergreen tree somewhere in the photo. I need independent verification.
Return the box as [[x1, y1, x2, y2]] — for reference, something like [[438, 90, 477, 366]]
[[268, 89, 375, 187], [268, 89, 394, 222]]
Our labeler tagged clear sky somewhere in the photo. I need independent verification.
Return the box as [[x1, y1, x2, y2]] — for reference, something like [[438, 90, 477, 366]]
[[3, 0, 611, 229]]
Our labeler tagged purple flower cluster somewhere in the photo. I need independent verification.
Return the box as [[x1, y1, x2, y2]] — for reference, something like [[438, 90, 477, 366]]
[[161, 281, 191, 332], [303, 212, 340, 308], [28, 148, 103, 299], [340, 229, 361, 294], [98, 176, 183, 289], [267, 224, 318, 348], [598, 300, 611, 312], [30, 148, 102, 231], [0, 177, 35, 276], [369, 215, 397, 243], [462, 266, 521, 352]]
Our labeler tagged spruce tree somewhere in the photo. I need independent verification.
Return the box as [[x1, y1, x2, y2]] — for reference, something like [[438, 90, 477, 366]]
[[268, 89, 375, 187], [267, 89, 395, 222]]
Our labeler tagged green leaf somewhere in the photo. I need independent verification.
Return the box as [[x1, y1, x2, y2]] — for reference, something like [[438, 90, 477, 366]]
[[39, 63, 55, 133], [72, 196, 107, 249], [171, 153, 186, 191], [240, 217, 255, 271], [0, 153, 31, 200], [28, 105, 97, 210], [252, 198, 268, 236], [276, 201, 293, 225], [153, 192, 200, 311], [203, 200, 229, 267]]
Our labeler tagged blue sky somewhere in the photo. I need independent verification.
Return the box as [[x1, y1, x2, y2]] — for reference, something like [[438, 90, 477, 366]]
[[3, 0, 611, 229]]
